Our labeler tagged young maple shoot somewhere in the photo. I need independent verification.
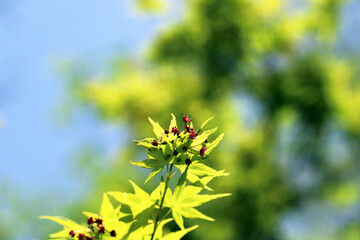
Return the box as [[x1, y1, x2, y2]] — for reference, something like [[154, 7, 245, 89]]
[[40, 114, 230, 240]]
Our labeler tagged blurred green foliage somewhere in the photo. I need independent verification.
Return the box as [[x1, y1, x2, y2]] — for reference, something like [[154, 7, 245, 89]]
[[58, 0, 360, 239]]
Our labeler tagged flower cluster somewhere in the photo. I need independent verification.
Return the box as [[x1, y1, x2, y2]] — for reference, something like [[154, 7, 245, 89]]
[[68, 217, 116, 239], [137, 114, 213, 170], [68, 231, 92, 240]]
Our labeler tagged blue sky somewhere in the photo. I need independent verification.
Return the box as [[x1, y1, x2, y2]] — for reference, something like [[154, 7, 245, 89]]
[[0, 0, 177, 190], [0, 1, 182, 238]]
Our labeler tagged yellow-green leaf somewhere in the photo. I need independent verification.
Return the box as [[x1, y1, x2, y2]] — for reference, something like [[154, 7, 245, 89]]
[[200, 116, 214, 131], [148, 117, 164, 138], [207, 133, 224, 152], [39, 216, 83, 230], [100, 193, 114, 218], [169, 113, 177, 130], [162, 225, 198, 240], [108, 180, 154, 218], [191, 128, 217, 146]]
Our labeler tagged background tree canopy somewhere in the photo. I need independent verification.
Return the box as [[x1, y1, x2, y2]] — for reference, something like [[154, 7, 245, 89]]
[[59, 0, 360, 239], [58, 0, 359, 239], [1, 0, 359, 239]]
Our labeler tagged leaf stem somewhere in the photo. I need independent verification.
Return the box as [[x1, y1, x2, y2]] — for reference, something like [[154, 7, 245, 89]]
[[159, 208, 172, 222], [150, 162, 174, 240], [170, 168, 180, 179]]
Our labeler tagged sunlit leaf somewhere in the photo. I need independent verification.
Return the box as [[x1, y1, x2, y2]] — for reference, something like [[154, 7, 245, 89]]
[[162, 225, 198, 240], [108, 180, 154, 218], [148, 117, 164, 139]]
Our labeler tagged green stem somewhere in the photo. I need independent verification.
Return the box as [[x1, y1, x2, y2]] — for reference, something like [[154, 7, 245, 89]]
[[150, 162, 174, 240], [170, 168, 180, 180], [159, 208, 172, 222]]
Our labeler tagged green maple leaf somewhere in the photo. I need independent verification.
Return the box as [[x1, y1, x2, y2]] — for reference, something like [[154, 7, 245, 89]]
[[199, 116, 214, 131], [108, 180, 154, 218], [163, 168, 231, 229], [161, 225, 198, 240], [83, 193, 132, 239], [130, 144, 174, 183], [191, 128, 218, 147], [148, 117, 164, 139], [38, 216, 86, 239], [127, 218, 171, 240], [207, 133, 224, 153], [177, 163, 229, 190]]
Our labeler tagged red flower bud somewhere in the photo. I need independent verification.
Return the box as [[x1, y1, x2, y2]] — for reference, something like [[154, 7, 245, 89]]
[[200, 147, 207, 157], [165, 129, 169, 134], [110, 230, 117, 237], [87, 217, 94, 225], [151, 140, 159, 147], [171, 127, 180, 135], [98, 225, 105, 234], [204, 139, 209, 143], [189, 131, 198, 139], [69, 230, 76, 237], [95, 218, 103, 225], [78, 233, 85, 240], [185, 158, 192, 166], [182, 115, 192, 123]]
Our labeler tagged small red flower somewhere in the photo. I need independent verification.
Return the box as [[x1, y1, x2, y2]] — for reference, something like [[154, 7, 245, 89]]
[[171, 127, 180, 135], [87, 217, 94, 225], [110, 230, 117, 237], [200, 147, 207, 157], [185, 158, 192, 166], [182, 115, 192, 123], [98, 225, 105, 234], [189, 131, 198, 139], [77, 233, 85, 240], [164, 129, 169, 134], [69, 230, 76, 237], [151, 140, 159, 147], [95, 218, 103, 225]]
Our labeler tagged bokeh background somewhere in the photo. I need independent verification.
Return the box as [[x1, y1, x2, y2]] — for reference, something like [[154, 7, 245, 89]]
[[1, 0, 360, 239]]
